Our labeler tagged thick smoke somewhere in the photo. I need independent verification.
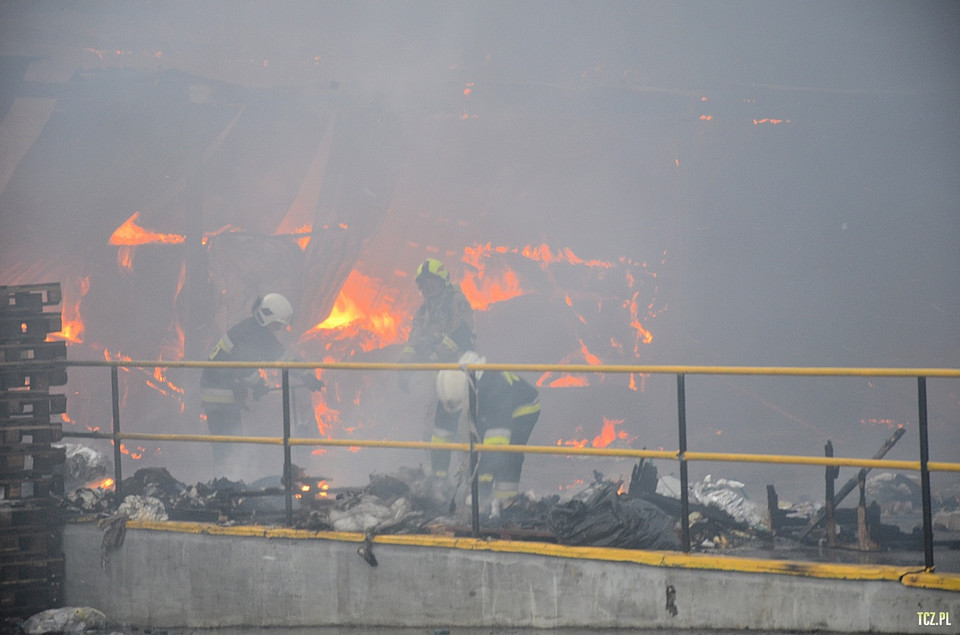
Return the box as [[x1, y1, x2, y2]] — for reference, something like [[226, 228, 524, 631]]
[[1, 2, 958, 502]]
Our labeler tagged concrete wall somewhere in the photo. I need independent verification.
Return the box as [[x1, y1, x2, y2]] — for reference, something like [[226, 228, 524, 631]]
[[63, 521, 959, 633]]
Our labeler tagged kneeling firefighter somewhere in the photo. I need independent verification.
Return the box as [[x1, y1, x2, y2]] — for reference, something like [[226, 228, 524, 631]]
[[433, 351, 541, 502]]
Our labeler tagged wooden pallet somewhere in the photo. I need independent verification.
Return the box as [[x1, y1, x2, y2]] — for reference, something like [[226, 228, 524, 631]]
[[0, 283, 64, 622], [0, 554, 63, 620], [0, 284, 62, 311], [0, 525, 61, 559], [0, 444, 66, 476], [0, 475, 64, 501], [0, 392, 67, 418], [0, 341, 67, 364], [0, 499, 60, 529], [0, 364, 68, 391], [0, 422, 64, 445], [0, 314, 63, 344]]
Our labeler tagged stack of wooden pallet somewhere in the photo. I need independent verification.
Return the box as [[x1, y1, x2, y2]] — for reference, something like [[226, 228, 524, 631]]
[[0, 283, 68, 623]]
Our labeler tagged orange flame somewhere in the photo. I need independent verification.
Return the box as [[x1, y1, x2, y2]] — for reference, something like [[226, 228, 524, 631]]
[[558, 418, 631, 450], [592, 417, 627, 448], [109, 212, 185, 271], [118, 443, 145, 460], [109, 212, 185, 246], [48, 276, 89, 344], [296, 479, 330, 500], [87, 477, 114, 490], [312, 389, 338, 437], [860, 418, 904, 429], [293, 224, 312, 250], [460, 267, 523, 310], [580, 339, 602, 366], [627, 291, 654, 347], [305, 270, 408, 353], [540, 374, 590, 388]]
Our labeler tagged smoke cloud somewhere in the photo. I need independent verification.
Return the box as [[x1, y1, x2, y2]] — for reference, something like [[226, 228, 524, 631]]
[[1, 1, 957, 502]]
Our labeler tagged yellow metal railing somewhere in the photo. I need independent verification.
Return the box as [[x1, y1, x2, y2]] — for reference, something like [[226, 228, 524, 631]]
[[67, 432, 960, 473], [55, 360, 960, 568]]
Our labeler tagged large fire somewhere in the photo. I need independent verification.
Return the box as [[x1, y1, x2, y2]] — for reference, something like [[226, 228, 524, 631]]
[[40, 210, 667, 476]]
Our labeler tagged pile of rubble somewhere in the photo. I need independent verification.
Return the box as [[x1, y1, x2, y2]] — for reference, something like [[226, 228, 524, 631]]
[[56, 445, 763, 552], [55, 442, 958, 556]]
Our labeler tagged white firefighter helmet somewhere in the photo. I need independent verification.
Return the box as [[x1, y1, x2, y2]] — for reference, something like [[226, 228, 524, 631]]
[[254, 293, 293, 327], [435, 351, 486, 413]]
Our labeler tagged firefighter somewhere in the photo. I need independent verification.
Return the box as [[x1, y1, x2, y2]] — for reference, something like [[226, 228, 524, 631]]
[[398, 258, 476, 476], [200, 293, 324, 466], [434, 351, 541, 503], [399, 258, 475, 367]]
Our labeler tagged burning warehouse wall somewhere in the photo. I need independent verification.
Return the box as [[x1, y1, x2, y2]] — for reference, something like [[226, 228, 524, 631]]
[[0, 2, 958, 501]]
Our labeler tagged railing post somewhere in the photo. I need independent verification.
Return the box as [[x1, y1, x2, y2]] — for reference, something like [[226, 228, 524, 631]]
[[469, 369, 480, 537], [110, 365, 123, 508], [917, 376, 934, 570], [824, 441, 838, 547], [677, 373, 690, 552], [282, 369, 293, 527]]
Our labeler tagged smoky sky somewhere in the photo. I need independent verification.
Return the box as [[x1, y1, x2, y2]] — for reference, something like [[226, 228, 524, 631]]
[[0, 1, 957, 497]]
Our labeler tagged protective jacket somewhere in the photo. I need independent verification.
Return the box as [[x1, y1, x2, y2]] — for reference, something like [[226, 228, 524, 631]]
[[470, 370, 541, 439], [432, 370, 540, 501], [199, 316, 287, 406], [400, 284, 475, 363]]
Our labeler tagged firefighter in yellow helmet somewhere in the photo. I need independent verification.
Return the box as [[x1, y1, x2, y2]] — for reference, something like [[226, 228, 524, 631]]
[[399, 258, 475, 366], [435, 351, 541, 503], [398, 258, 476, 477]]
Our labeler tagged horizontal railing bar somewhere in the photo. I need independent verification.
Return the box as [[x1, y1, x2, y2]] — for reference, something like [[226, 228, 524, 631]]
[[682, 451, 919, 470], [45, 359, 960, 378], [927, 461, 960, 473], [60, 430, 960, 472]]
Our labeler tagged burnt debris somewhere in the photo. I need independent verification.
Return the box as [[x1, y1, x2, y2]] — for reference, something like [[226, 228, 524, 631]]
[[53, 444, 959, 562]]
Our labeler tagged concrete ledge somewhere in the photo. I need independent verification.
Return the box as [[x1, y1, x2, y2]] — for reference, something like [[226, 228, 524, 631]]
[[63, 520, 959, 633]]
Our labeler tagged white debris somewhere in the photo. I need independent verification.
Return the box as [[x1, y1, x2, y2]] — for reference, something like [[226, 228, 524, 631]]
[[56, 443, 112, 486], [326, 495, 412, 533], [691, 474, 766, 529], [656, 475, 682, 498], [656, 474, 766, 529], [933, 510, 960, 532], [116, 495, 169, 521], [22, 606, 109, 634]]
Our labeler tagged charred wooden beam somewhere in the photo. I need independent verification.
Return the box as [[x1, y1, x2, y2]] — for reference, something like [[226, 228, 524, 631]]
[[799, 426, 906, 541]]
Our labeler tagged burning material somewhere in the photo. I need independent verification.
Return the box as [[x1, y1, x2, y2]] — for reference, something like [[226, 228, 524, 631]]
[[302, 269, 409, 354], [304, 467, 454, 533], [58, 443, 112, 491]]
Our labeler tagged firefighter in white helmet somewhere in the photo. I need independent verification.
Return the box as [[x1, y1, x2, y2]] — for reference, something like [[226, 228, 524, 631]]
[[434, 351, 540, 503], [200, 293, 324, 466]]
